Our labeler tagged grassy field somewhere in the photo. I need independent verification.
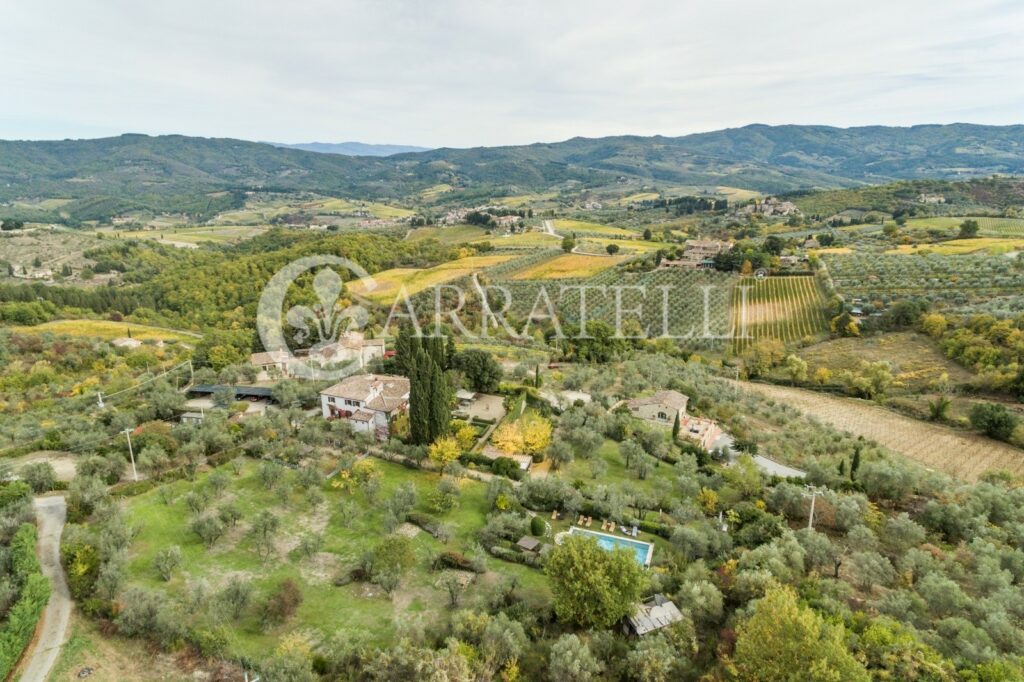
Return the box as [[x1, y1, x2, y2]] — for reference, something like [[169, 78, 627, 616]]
[[7, 319, 200, 342], [904, 216, 1024, 236], [612, 193, 660, 205], [97, 225, 269, 245], [46, 613, 192, 681], [0, 229, 103, 272], [419, 184, 454, 200], [121, 458, 548, 659], [738, 382, 1024, 481], [552, 219, 636, 238], [557, 438, 679, 498], [731, 276, 829, 352], [885, 237, 1024, 255], [716, 186, 762, 203], [349, 254, 516, 302], [796, 332, 975, 391], [510, 253, 628, 280], [574, 237, 671, 254], [493, 192, 558, 207], [309, 198, 415, 219], [406, 225, 489, 244], [469, 231, 562, 248]]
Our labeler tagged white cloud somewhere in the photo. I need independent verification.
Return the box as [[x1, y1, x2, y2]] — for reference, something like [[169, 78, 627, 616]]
[[0, 0, 1022, 146]]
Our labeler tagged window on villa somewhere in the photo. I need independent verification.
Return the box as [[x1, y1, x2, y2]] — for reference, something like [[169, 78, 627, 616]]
[[658, 411, 667, 420]]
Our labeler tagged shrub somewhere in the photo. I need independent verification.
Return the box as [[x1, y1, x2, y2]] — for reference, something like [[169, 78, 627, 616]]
[[530, 516, 546, 536], [0, 525, 50, 679], [262, 579, 303, 627]]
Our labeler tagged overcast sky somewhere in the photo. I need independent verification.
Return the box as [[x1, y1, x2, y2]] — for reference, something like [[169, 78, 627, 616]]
[[2, 0, 1023, 148]]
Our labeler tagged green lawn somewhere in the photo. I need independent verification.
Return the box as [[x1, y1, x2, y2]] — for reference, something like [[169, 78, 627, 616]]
[[123, 458, 548, 658], [556, 438, 679, 497]]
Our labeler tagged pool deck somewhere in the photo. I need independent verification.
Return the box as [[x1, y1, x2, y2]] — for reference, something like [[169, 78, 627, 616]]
[[566, 526, 654, 566]]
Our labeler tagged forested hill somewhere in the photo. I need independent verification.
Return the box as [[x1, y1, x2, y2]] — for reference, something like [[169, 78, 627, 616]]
[[1, 124, 1023, 218]]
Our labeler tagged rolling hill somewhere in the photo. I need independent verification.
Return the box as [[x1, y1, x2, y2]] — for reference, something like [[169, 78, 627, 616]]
[[267, 141, 432, 156], [1, 123, 1023, 222]]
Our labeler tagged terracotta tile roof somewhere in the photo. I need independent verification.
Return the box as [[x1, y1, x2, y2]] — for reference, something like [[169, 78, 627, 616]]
[[627, 390, 689, 412]]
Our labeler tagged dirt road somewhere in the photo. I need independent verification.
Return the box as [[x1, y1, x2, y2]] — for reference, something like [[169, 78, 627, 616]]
[[18, 496, 71, 682]]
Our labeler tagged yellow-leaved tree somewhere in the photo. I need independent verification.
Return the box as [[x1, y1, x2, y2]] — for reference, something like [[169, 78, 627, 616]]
[[520, 412, 553, 456], [491, 421, 524, 454], [428, 435, 462, 467]]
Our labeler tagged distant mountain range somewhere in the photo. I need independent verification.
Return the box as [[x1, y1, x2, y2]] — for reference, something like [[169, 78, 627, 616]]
[[1, 124, 1023, 222], [266, 141, 432, 156]]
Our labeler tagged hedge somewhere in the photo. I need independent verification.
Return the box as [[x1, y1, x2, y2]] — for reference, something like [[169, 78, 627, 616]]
[[0, 524, 52, 679], [488, 544, 543, 569]]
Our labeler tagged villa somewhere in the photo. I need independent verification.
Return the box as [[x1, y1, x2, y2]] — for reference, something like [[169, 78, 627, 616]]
[[319, 373, 409, 440], [626, 389, 689, 426]]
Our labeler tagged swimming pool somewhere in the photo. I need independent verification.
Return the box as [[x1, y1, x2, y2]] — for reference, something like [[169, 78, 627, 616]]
[[568, 527, 653, 566]]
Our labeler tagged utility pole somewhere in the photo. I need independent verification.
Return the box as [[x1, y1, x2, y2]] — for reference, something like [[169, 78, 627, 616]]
[[122, 428, 139, 482], [96, 391, 105, 409], [803, 485, 824, 530]]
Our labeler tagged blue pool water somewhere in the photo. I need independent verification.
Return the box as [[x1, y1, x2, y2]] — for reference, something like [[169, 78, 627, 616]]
[[569, 527, 652, 566]]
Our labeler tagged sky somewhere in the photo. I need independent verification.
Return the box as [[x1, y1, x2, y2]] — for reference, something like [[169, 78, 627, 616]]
[[2, 0, 1023, 148]]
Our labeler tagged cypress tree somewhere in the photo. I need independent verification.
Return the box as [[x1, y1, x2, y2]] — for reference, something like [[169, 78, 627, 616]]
[[445, 335, 456, 370], [394, 325, 415, 377], [408, 345, 431, 444], [850, 445, 861, 481], [672, 412, 680, 441], [426, 354, 451, 442]]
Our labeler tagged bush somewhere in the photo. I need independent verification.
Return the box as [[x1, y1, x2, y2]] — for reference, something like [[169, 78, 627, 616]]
[[0, 525, 50, 679], [530, 516, 546, 536], [433, 550, 485, 573], [488, 544, 543, 568], [261, 579, 303, 627]]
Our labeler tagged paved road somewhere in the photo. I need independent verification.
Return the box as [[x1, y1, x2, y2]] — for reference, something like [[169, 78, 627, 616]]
[[19, 496, 71, 682], [711, 433, 807, 479]]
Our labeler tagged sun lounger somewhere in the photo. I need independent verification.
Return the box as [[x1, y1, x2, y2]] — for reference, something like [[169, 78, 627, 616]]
[[631, 526, 638, 537]]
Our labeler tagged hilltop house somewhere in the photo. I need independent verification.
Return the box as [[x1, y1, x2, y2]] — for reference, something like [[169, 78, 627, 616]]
[[627, 389, 725, 450], [660, 239, 732, 270], [626, 390, 689, 426], [319, 374, 409, 440]]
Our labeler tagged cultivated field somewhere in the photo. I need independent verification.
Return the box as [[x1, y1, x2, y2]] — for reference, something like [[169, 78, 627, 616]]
[[885, 237, 1024, 255], [97, 225, 269, 246], [552, 219, 637, 238], [349, 254, 516, 302], [737, 381, 1024, 481], [469, 231, 562, 248], [0, 230, 102, 273], [8, 319, 201, 342], [904, 216, 1024, 236], [510, 253, 629, 280], [731, 276, 829, 352], [824, 253, 1024, 307], [406, 225, 489, 244]]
